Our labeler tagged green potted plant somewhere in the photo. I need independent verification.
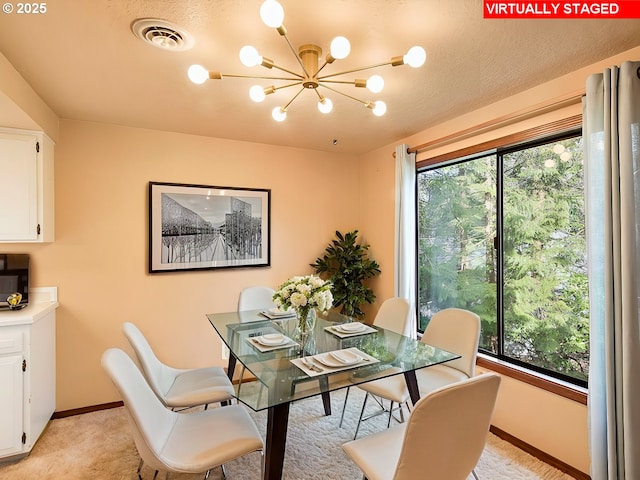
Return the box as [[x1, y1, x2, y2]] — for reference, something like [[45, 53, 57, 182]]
[[311, 230, 381, 319]]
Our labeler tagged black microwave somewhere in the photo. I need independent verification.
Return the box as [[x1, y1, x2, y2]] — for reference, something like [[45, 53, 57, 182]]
[[0, 253, 29, 309]]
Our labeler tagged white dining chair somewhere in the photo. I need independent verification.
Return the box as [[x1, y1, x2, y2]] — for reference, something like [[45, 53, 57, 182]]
[[235, 286, 276, 394], [342, 373, 501, 480], [102, 348, 264, 480], [416, 308, 481, 398], [122, 322, 234, 411], [237, 286, 276, 312], [339, 297, 412, 438]]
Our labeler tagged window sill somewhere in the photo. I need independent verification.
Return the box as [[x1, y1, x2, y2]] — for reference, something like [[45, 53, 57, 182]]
[[476, 353, 587, 405]]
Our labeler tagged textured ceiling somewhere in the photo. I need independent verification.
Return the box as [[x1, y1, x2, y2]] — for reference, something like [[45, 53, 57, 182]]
[[0, 0, 638, 154]]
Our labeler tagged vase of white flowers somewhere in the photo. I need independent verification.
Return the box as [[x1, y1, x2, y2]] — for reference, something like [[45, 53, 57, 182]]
[[273, 274, 333, 340]]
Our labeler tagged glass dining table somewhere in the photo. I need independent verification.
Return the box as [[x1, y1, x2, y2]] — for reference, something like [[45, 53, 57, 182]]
[[207, 309, 460, 480]]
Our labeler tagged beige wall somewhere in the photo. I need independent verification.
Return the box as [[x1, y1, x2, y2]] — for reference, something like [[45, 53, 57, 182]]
[[2, 119, 361, 410]]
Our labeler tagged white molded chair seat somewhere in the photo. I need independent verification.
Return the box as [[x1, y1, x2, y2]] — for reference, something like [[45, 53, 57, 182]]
[[102, 348, 263, 478], [343, 373, 501, 480], [340, 297, 412, 438], [357, 367, 409, 403], [123, 322, 234, 409], [417, 308, 481, 398], [416, 363, 470, 396]]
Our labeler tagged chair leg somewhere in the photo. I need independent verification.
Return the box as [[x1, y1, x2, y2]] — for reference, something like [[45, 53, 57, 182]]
[[137, 458, 144, 479], [260, 450, 265, 480], [354, 393, 370, 440], [339, 386, 351, 428], [152, 470, 159, 480], [165, 472, 170, 480], [387, 401, 395, 428], [472, 469, 479, 480]]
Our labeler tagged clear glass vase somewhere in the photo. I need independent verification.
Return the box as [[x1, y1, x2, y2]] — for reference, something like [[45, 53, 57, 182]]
[[294, 308, 316, 340], [293, 308, 316, 355]]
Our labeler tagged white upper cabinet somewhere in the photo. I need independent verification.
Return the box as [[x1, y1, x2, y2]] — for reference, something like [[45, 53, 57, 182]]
[[0, 128, 54, 242]]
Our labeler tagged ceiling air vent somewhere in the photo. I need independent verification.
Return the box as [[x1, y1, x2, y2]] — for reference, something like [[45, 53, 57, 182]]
[[132, 18, 194, 52]]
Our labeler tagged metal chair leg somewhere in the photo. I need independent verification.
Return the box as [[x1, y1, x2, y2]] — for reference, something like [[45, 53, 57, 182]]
[[354, 392, 370, 439], [137, 458, 144, 479], [472, 469, 479, 480], [387, 401, 395, 428], [260, 450, 265, 480], [339, 386, 351, 427]]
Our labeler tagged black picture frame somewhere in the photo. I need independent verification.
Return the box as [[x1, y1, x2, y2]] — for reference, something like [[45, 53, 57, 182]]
[[148, 181, 271, 273]]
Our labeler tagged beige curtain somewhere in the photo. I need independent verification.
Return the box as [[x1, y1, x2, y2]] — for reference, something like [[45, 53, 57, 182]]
[[394, 144, 417, 337], [583, 61, 640, 480]]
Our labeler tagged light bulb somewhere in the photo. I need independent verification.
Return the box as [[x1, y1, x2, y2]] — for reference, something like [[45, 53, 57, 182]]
[[330, 36, 351, 60], [239, 45, 262, 67], [318, 98, 333, 114], [372, 101, 387, 116], [260, 0, 284, 28], [403, 46, 426, 68], [249, 85, 266, 102], [272, 106, 287, 122], [366, 75, 384, 93], [187, 64, 208, 84]]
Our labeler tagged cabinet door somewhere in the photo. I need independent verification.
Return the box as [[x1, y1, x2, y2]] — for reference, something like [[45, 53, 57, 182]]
[[0, 354, 24, 457], [0, 132, 38, 241]]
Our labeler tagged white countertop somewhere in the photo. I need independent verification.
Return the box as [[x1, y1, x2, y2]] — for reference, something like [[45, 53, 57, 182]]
[[0, 287, 58, 326]]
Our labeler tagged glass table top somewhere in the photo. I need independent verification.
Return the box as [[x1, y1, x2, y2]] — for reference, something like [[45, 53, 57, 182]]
[[207, 309, 460, 411]]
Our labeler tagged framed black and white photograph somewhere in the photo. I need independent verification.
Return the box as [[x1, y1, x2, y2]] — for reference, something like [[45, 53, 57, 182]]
[[149, 182, 270, 273]]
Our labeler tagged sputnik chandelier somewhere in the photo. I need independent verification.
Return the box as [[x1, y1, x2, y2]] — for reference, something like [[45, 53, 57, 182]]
[[187, 0, 427, 122]]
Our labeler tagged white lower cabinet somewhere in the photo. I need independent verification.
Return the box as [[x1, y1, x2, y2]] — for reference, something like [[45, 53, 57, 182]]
[[0, 352, 24, 457], [0, 288, 57, 462]]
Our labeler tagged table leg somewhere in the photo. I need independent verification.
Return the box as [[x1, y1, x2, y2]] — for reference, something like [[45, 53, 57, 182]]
[[404, 370, 420, 406], [319, 376, 331, 415], [222, 355, 238, 406], [264, 402, 290, 480], [226, 354, 237, 381]]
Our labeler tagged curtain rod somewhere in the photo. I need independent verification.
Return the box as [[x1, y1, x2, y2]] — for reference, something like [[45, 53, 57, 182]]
[[407, 89, 584, 155]]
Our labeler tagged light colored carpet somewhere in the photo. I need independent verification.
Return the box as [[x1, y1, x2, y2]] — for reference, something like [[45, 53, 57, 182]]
[[0, 386, 576, 480]]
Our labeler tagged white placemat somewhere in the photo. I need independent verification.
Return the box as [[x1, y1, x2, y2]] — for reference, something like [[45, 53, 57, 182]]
[[324, 323, 378, 338], [246, 335, 299, 352], [291, 347, 380, 377], [260, 310, 297, 320]]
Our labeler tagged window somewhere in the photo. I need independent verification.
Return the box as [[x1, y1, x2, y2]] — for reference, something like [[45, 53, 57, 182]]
[[417, 131, 588, 387]]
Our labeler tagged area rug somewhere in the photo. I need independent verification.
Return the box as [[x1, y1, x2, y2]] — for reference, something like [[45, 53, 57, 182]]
[[0, 386, 576, 480]]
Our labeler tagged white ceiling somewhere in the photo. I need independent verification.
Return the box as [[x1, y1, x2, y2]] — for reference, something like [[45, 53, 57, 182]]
[[0, 1, 638, 154]]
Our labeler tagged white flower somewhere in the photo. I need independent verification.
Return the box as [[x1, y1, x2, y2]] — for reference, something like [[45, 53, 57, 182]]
[[273, 274, 333, 315], [290, 292, 308, 308]]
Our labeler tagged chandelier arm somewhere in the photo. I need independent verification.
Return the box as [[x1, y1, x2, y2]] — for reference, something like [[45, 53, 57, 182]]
[[279, 30, 312, 78], [221, 73, 302, 81], [320, 79, 360, 85], [319, 84, 370, 107], [268, 61, 305, 79], [315, 59, 330, 76], [318, 60, 396, 80], [273, 81, 304, 91], [281, 86, 306, 111]]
